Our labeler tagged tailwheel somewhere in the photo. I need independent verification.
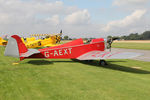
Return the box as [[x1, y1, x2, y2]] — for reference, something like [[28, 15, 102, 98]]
[[99, 60, 107, 66]]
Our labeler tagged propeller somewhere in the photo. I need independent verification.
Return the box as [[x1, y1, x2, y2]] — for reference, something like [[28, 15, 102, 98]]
[[55, 30, 62, 43], [107, 37, 119, 52], [60, 30, 62, 34], [59, 30, 62, 36]]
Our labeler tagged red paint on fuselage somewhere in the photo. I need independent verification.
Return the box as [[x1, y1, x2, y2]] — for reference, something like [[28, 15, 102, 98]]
[[12, 35, 28, 54], [26, 40, 105, 59]]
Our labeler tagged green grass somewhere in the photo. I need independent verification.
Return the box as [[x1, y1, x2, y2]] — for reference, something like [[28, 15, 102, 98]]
[[0, 46, 150, 100], [112, 43, 150, 50]]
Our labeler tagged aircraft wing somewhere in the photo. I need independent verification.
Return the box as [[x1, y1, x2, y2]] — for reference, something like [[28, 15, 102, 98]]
[[44, 44, 58, 47], [77, 50, 142, 60]]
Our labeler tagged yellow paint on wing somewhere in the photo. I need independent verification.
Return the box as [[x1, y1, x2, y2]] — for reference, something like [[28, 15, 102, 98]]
[[0, 37, 7, 46]]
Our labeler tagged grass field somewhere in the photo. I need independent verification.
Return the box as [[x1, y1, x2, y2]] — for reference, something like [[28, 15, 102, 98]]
[[112, 43, 150, 50], [0, 46, 150, 100], [114, 40, 150, 43]]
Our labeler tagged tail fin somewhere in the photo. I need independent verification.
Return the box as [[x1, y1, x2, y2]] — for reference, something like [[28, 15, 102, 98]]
[[4, 35, 28, 57]]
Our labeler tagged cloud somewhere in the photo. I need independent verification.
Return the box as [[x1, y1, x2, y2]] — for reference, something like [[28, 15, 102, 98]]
[[113, 0, 149, 6], [45, 15, 60, 26], [102, 9, 147, 34], [0, 0, 94, 37], [0, 0, 80, 35], [64, 9, 91, 25], [0, 0, 149, 38]]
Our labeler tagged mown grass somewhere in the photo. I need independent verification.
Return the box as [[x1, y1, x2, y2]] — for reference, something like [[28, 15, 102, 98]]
[[112, 43, 150, 50], [0, 46, 150, 100]]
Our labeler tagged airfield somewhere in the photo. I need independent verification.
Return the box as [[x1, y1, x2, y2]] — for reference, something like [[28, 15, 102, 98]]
[[0, 41, 150, 100], [112, 48, 150, 62]]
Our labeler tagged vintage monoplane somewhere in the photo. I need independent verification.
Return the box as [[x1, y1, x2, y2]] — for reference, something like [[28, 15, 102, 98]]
[[4, 35, 141, 65]]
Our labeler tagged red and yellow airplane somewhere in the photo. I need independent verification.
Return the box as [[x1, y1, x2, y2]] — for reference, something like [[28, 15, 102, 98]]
[[4, 35, 141, 65]]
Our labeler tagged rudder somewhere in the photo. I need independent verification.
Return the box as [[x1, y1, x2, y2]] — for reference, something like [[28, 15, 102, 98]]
[[4, 35, 28, 57]]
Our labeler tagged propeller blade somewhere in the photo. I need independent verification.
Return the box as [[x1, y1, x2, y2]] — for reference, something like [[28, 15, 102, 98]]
[[107, 38, 113, 52], [59, 30, 62, 36]]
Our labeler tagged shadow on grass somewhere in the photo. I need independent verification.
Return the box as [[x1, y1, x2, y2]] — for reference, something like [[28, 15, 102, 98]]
[[27, 60, 76, 65], [27, 60, 53, 65], [27, 59, 150, 74], [71, 59, 150, 74], [52, 60, 77, 63], [107, 60, 126, 62]]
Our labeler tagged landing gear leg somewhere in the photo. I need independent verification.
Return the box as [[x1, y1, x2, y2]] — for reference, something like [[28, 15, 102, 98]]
[[99, 60, 107, 66]]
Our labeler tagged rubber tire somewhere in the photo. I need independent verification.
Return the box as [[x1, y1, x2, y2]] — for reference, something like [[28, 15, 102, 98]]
[[99, 60, 107, 66]]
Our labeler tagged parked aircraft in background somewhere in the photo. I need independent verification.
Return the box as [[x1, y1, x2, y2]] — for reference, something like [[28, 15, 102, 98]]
[[0, 37, 7, 46], [21, 30, 62, 48]]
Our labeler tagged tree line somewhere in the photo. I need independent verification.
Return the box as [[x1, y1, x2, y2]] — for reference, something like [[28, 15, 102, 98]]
[[63, 31, 150, 40], [108, 31, 150, 40]]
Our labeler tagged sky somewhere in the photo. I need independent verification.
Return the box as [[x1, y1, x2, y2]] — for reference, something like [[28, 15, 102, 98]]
[[0, 0, 150, 38]]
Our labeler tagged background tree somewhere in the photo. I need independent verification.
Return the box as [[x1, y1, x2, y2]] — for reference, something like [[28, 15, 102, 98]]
[[107, 35, 112, 39], [64, 35, 69, 40], [141, 31, 150, 40], [115, 31, 150, 40]]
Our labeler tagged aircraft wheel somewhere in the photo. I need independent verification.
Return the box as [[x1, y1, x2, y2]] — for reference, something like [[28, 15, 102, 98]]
[[99, 60, 107, 66]]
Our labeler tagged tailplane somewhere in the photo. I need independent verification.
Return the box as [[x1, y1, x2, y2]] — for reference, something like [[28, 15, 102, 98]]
[[4, 35, 28, 57]]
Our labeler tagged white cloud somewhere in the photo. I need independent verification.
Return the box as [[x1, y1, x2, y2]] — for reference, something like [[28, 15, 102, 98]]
[[64, 9, 91, 25], [102, 9, 147, 34], [113, 0, 149, 6], [0, 0, 80, 35], [45, 15, 60, 26], [0, 0, 94, 37], [0, 0, 149, 38]]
